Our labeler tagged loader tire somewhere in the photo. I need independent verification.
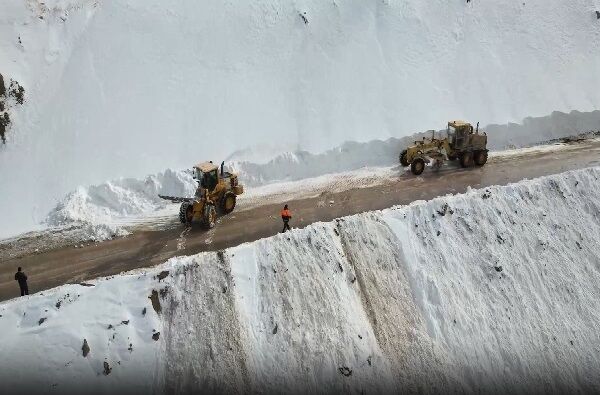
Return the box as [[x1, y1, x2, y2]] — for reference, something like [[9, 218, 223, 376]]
[[474, 150, 488, 166], [460, 152, 474, 168], [220, 192, 237, 215], [202, 204, 217, 230], [400, 150, 410, 167], [179, 201, 193, 224], [411, 158, 425, 175]]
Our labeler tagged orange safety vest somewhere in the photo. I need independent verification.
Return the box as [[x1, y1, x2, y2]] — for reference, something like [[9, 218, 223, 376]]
[[281, 209, 292, 218]]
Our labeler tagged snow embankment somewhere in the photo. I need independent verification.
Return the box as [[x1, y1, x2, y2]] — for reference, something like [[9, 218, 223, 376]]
[[2, 0, 600, 238], [2, 167, 600, 393], [45, 169, 197, 240]]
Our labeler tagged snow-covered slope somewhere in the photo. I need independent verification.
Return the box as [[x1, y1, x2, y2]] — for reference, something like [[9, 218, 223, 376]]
[[2, 167, 600, 393], [1, 0, 600, 237]]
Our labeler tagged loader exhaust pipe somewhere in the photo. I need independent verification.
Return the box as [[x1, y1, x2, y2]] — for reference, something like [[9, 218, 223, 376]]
[[476, 122, 479, 134]]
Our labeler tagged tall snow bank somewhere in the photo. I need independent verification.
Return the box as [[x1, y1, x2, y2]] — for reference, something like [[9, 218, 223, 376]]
[[2, 0, 600, 237], [45, 169, 196, 240], [230, 110, 600, 186], [2, 167, 600, 393]]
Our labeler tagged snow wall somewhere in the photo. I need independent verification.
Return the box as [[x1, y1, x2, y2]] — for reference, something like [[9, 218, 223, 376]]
[[2, 167, 600, 394], [1, 0, 600, 237]]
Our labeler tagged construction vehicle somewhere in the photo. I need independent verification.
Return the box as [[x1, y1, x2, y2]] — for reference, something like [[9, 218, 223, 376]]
[[399, 120, 488, 175], [159, 161, 244, 228]]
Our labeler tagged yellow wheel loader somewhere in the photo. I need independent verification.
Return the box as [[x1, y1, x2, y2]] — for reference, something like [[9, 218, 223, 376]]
[[400, 121, 488, 175], [160, 161, 244, 229]]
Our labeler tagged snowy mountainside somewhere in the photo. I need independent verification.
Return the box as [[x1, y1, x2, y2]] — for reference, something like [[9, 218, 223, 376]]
[[2, 167, 600, 393], [1, 0, 600, 237]]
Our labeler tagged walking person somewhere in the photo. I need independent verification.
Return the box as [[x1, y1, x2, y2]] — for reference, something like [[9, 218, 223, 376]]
[[281, 204, 292, 233], [15, 267, 28, 296]]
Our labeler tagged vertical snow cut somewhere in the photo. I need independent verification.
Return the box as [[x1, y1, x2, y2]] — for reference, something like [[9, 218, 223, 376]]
[[1, 167, 600, 393]]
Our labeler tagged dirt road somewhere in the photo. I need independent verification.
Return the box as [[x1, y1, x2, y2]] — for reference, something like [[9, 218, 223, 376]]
[[1, 140, 599, 301]]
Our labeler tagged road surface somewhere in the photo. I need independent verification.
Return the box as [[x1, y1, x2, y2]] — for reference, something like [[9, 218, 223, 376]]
[[1, 140, 599, 301]]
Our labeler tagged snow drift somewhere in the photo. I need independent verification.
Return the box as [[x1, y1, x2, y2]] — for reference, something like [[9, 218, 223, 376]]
[[44, 168, 197, 240], [1, 0, 600, 237], [2, 167, 600, 393]]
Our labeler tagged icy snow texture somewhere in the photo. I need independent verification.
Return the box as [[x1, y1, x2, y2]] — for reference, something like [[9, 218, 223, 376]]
[[44, 168, 197, 240], [2, 167, 600, 393], [1, 0, 600, 237]]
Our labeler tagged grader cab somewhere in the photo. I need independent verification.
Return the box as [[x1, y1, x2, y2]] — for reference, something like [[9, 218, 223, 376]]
[[399, 120, 488, 175]]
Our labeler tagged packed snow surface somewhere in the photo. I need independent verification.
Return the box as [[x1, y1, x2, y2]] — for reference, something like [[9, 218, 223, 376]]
[[2, 167, 600, 393], [1, 0, 600, 237]]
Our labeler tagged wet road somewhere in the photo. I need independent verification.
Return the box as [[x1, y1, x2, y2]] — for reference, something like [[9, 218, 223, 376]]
[[1, 140, 599, 302]]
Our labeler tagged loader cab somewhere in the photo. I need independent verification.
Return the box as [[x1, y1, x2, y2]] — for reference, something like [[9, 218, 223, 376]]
[[193, 162, 220, 192], [447, 121, 473, 150]]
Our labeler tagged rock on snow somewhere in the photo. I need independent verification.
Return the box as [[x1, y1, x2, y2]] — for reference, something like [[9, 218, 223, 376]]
[[1, 167, 600, 393]]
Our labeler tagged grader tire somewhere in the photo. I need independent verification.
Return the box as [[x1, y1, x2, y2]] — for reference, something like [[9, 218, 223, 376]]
[[460, 152, 474, 168], [220, 192, 237, 215], [411, 158, 425, 175], [179, 201, 193, 224], [400, 150, 410, 167], [202, 204, 217, 230], [474, 150, 488, 166]]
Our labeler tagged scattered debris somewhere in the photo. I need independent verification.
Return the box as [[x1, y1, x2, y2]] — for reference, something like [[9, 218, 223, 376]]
[[152, 332, 160, 341], [338, 366, 352, 377], [157, 270, 169, 281], [437, 203, 454, 216], [576, 241, 582, 249], [149, 290, 161, 314], [358, 334, 362, 339], [128, 343, 133, 352], [494, 266, 503, 273], [8, 80, 25, 105], [596, 11, 600, 20], [437, 230, 441, 236], [79, 283, 94, 287], [482, 190, 492, 199], [367, 356, 372, 366], [107, 324, 114, 330], [121, 320, 129, 325], [299, 12, 309, 24], [55, 301, 62, 309], [272, 324, 278, 334], [82, 339, 90, 357], [142, 307, 147, 316], [38, 317, 47, 325], [103, 361, 112, 375]]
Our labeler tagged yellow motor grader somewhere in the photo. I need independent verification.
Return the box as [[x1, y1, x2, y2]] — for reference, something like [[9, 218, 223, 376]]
[[160, 161, 244, 229], [400, 120, 488, 175]]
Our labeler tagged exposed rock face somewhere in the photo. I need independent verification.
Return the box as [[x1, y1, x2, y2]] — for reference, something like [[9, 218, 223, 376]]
[[0, 74, 24, 144]]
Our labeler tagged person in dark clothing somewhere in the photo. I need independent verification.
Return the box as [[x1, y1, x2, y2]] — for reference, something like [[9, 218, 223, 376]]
[[281, 204, 292, 233], [15, 267, 28, 296]]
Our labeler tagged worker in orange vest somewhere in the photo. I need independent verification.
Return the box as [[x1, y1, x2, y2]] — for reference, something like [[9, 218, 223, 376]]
[[281, 204, 292, 233]]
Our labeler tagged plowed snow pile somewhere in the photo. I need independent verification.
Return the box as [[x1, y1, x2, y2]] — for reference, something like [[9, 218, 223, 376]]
[[45, 168, 197, 240], [1, 167, 600, 393], [2, 0, 600, 238]]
